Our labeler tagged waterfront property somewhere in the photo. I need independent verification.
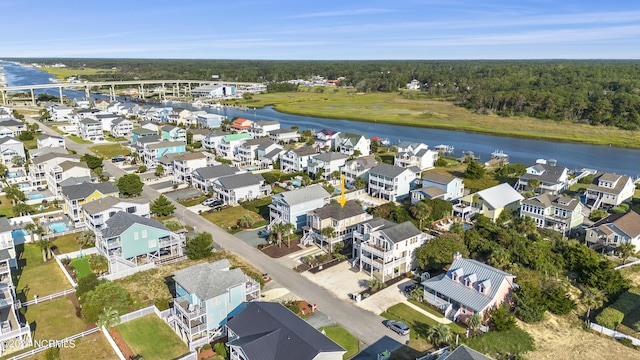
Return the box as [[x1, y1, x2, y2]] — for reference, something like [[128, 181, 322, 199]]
[[411, 172, 464, 204], [584, 172, 635, 210], [335, 132, 370, 157], [516, 161, 569, 195], [61, 181, 119, 224], [453, 183, 524, 222], [268, 128, 300, 143], [170, 259, 260, 351], [585, 211, 640, 252], [268, 184, 330, 231], [226, 302, 345, 360], [303, 200, 373, 250], [520, 193, 583, 233], [352, 218, 430, 282], [249, 119, 280, 138], [367, 163, 419, 202], [394, 141, 439, 171], [421, 253, 517, 322]]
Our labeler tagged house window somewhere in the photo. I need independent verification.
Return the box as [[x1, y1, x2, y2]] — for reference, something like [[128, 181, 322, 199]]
[[142, 230, 147, 238], [148, 239, 156, 248], [134, 232, 139, 240]]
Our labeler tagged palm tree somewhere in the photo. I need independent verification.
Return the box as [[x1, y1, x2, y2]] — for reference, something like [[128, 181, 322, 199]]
[[282, 223, 296, 248], [409, 287, 424, 302], [430, 324, 452, 347], [35, 226, 45, 242], [618, 242, 636, 265], [410, 201, 432, 230], [89, 255, 109, 275], [23, 223, 36, 242], [271, 222, 285, 248], [76, 230, 96, 247], [238, 214, 253, 228], [321, 226, 336, 253], [514, 215, 537, 236], [37, 239, 52, 262], [97, 307, 121, 329], [467, 313, 483, 335], [164, 220, 182, 232], [367, 278, 385, 292], [487, 247, 511, 270], [528, 178, 541, 194], [12, 202, 32, 216], [580, 287, 606, 321]]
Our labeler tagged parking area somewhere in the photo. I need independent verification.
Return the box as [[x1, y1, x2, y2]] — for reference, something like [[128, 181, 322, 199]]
[[301, 261, 372, 301], [235, 228, 270, 248], [162, 188, 203, 201], [356, 279, 415, 315]]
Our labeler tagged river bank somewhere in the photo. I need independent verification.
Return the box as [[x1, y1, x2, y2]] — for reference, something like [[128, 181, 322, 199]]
[[230, 91, 640, 149]]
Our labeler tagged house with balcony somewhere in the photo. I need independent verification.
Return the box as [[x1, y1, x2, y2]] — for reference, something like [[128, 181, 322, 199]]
[[367, 163, 418, 202], [201, 130, 229, 151], [269, 184, 330, 231], [191, 164, 245, 193], [211, 173, 269, 206], [268, 128, 300, 143], [255, 141, 284, 169], [61, 181, 119, 224], [196, 113, 226, 129], [303, 201, 373, 251], [110, 118, 134, 138], [226, 302, 345, 360], [170, 152, 209, 184], [79, 118, 103, 140], [314, 129, 340, 150], [280, 146, 317, 173], [307, 152, 349, 181], [94, 99, 110, 111], [161, 125, 187, 142], [421, 254, 516, 322], [29, 152, 79, 187], [28, 146, 67, 160], [171, 259, 260, 351], [82, 196, 150, 231], [96, 212, 185, 273], [586, 211, 640, 253], [132, 135, 162, 154], [249, 120, 280, 138], [237, 138, 273, 166], [140, 121, 159, 133], [520, 193, 583, 233], [584, 172, 635, 210], [335, 132, 370, 156], [341, 155, 378, 188], [0, 137, 26, 166], [217, 133, 252, 160], [394, 142, 439, 171], [131, 127, 157, 145], [36, 134, 65, 149], [88, 113, 122, 132], [143, 141, 186, 168], [515, 161, 569, 195], [0, 218, 31, 357], [352, 218, 430, 282], [453, 183, 524, 222], [188, 128, 210, 144], [230, 118, 253, 133], [411, 173, 464, 204], [47, 161, 92, 195], [0, 119, 24, 138], [48, 104, 74, 122]]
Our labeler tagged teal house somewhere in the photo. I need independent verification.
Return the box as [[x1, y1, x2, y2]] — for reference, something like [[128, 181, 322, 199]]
[[96, 212, 185, 273], [131, 127, 157, 145], [143, 140, 186, 168], [161, 125, 187, 142], [171, 260, 261, 351]]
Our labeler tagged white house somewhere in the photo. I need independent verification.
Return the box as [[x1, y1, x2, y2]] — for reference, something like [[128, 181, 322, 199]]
[[585, 172, 636, 209], [314, 129, 340, 149], [280, 146, 317, 173], [249, 120, 280, 138], [218, 133, 253, 160], [110, 118, 134, 138], [29, 152, 80, 187], [0, 119, 25, 137], [335, 132, 370, 156], [171, 152, 209, 184], [48, 104, 74, 121], [516, 161, 569, 195], [140, 121, 159, 133], [303, 201, 373, 251], [0, 137, 26, 165], [79, 118, 104, 140], [237, 138, 273, 166], [201, 130, 230, 151], [395, 142, 439, 171], [191, 164, 245, 193], [256, 141, 284, 169], [341, 155, 378, 188], [211, 173, 269, 205], [411, 172, 464, 204], [47, 161, 92, 195], [307, 152, 349, 181], [268, 184, 330, 231], [83, 196, 151, 231], [88, 113, 123, 132], [36, 134, 66, 149], [268, 128, 299, 143], [367, 163, 418, 202], [196, 113, 226, 129]]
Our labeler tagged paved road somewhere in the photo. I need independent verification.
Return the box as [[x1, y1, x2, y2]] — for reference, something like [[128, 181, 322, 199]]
[[33, 118, 405, 357]]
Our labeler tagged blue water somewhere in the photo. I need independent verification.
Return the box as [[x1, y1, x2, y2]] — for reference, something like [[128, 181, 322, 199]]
[[28, 193, 45, 200], [12, 229, 29, 239], [6, 172, 21, 178], [49, 223, 68, 233], [292, 181, 302, 187]]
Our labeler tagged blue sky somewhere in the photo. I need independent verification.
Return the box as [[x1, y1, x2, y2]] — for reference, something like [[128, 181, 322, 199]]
[[1, 0, 639, 59]]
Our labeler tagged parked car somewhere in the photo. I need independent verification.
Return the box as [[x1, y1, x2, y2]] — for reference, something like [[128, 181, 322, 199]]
[[404, 283, 417, 294], [385, 320, 410, 336], [258, 230, 270, 238], [207, 200, 224, 208], [111, 156, 126, 163]]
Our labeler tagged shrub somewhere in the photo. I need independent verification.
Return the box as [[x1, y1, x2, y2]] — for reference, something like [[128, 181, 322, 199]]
[[544, 284, 576, 315], [154, 298, 170, 311], [596, 308, 624, 329], [489, 305, 516, 332], [618, 337, 635, 348], [214, 343, 228, 358]]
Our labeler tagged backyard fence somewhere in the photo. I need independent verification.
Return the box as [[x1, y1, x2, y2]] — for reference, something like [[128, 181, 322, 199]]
[[103, 261, 157, 281], [614, 258, 640, 270], [21, 288, 76, 307], [8, 327, 100, 360], [175, 351, 198, 360], [589, 322, 640, 346], [119, 305, 157, 324], [41, 226, 84, 240]]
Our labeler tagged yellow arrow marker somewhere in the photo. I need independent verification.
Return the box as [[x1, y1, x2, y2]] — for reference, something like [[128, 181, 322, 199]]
[[338, 174, 347, 208]]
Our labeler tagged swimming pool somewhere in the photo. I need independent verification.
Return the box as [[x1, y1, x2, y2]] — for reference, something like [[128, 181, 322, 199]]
[[11, 229, 29, 239], [6, 172, 21, 178], [28, 193, 45, 200], [48, 223, 68, 233], [291, 181, 302, 187]]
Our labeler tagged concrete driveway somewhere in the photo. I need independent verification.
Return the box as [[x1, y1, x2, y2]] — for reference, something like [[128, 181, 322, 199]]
[[148, 180, 174, 191], [356, 279, 415, 315], [235, 228, 270, 248], [301, 261, 372, 301], [163, 188, 203, 201]]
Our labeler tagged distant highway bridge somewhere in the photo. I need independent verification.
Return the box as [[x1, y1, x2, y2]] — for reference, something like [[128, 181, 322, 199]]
[[0, 79, 262, 105]]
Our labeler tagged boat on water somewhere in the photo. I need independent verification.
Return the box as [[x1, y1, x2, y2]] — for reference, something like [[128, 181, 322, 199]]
[[485, 150, 509, 166], [191, 100, 205, 108], [434, 144, 455, 155]]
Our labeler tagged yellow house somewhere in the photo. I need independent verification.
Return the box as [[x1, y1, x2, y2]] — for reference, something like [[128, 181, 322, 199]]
[[61, 182, 120, 224], [452, 183, 524, 222]]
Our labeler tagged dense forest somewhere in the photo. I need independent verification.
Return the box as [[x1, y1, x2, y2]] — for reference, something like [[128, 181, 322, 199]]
[[11, 59, 640, 130]]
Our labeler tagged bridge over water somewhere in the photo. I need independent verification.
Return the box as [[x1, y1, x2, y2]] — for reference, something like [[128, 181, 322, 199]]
[[0, 79, 262, 105]]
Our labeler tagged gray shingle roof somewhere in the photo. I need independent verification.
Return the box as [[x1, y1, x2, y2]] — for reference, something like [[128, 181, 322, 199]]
[[61, 181, 118, 200], [522, 193, 580, 211], [274, 184, 330, 206], [146, 141, 185, 150], [0, 119, 23, 127], [192, 164, 242, 180], [101, 211, 168, 238], [269, 128, 298, 135], [422, 257, 515, 313], [312, 152, 349, 162], [345, 155, 378, 170], [520, 163, 566, 184], [291, 146, 317, 157], [381, 221, 423, 243], [59, 176, 92, 187], [413, 186, 447, 199], [173, 259, 248, 300], [226, 302, 344, 360], [59, 161, 89, 172], [216, 173, 263, 189], [82, 196, 147, 215], [80, 118, 101, 125], [29, 147, 68, 158], [587, 172, 632, 196], [0, 136, 20, 145], [423, 172, 457, 185], [37, 134, 64, 141], [0, 217, 12, 233], [31, 152, 78, 165], [132, 128, 157, 135], [370, 163, 410, 178], [311, 201, 365, 221], [441, 345, 492, 360]]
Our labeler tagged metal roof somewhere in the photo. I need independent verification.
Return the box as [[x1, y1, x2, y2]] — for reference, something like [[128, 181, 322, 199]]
[[273, 184, 330, 206]]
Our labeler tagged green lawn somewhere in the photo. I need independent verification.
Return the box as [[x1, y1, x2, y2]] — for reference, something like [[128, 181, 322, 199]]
[[463, 326, 535, 358], [51, 232, 90, 254], [67, 135, 93, 144], [0, 195, 14, 217], [40, 66, 116, 80], [22, 139, 37, 150], [22, 297, 89, 341], [201, 205, 265, 231], [88, 144, 131, 159], [13, 244, 72, 301], [116, 315, 189, 360], [408, 299, 448, 319], [178, 195, 207, 207], [240, 197, 272, 220], [319, 326, 359, 359], [71, 257, 92, 280], [381, 303, 466, 350]]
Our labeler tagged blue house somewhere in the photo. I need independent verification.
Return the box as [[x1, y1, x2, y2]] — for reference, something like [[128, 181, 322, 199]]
[[96, 212, 185, 274], [143, 141, 186, 167], [171, 260, 261, 351], [131, 128, 157, 145], [161, 125, 187, 142], [411, 172, 464, 204]]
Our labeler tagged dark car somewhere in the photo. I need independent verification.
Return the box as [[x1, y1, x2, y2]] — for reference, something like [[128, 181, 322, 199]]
[[404, 283, 417, 293], [207, 199, 224, 208], [258, 230, 270, 238], [385, 320, 410, 336], [111, 156, 126, 163]]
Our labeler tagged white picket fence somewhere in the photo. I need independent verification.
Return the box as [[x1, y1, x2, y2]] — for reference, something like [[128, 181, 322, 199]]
[[21, 288, 76, 307], [8, 328, 100, 360]]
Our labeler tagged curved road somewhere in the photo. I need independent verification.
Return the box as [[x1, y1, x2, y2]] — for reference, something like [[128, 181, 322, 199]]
[[32, 117, 405, 358]]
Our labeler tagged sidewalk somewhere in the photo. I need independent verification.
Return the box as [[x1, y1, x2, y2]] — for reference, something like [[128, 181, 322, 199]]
[[403, 300, 452, 324]]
